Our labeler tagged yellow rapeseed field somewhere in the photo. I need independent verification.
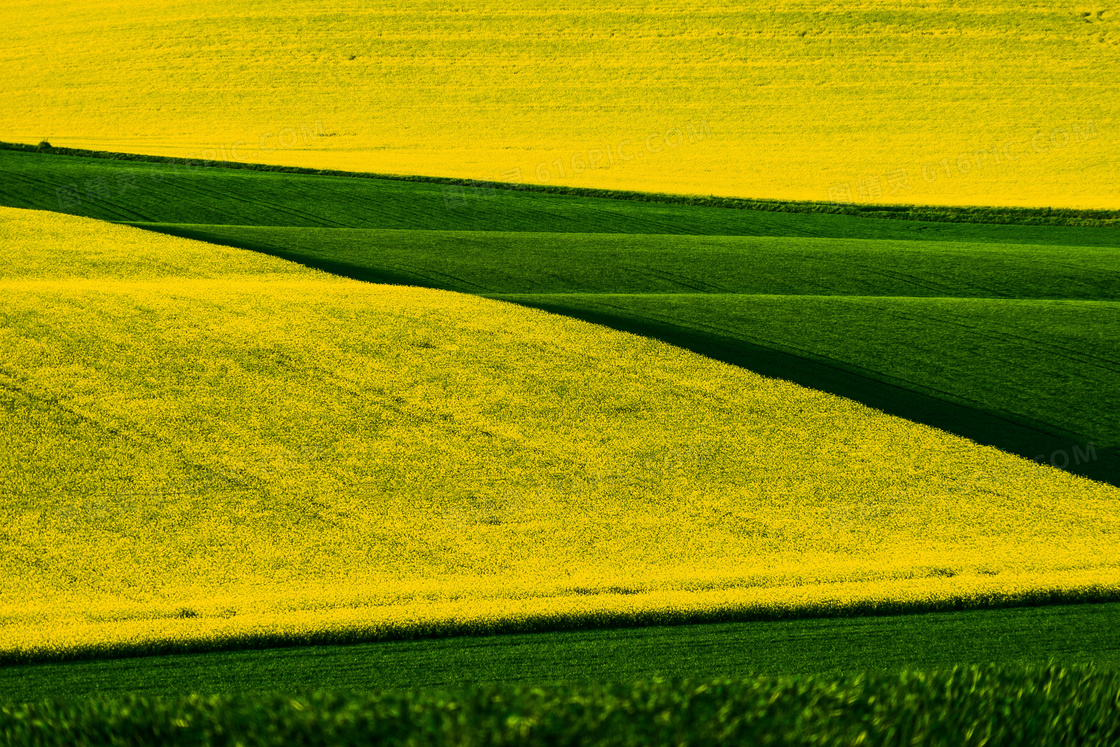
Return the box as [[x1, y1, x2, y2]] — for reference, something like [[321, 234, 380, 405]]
[[1, 206, 1118, 660], [1, 1, 1116, 208]]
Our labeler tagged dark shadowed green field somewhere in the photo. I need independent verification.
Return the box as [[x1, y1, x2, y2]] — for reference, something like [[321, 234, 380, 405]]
[[2, 144, 1118, 239], [1, 602, 1117, 703], [4, 664, 1119, 746]]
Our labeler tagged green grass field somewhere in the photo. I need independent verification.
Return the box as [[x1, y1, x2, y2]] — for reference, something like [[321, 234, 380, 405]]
[[4, 665, 1119, 746], [2, 602, 1118, 703], [3, 145, 1119, 238]]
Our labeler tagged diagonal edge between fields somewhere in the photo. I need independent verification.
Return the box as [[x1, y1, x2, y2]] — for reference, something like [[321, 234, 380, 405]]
[[498, 297, 1120, 487], [115, 221, 1120, 485]]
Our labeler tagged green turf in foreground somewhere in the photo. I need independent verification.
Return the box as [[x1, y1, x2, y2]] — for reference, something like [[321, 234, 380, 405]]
[[2, 665, 1117, 747], [2, 603, 1117, 703]]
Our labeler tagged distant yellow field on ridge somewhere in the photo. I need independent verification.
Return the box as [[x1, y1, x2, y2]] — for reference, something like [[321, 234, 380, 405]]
[[2, 1, 1116, 208]]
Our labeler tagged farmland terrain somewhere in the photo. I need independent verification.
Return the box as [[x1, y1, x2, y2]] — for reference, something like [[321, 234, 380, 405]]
[[3, 146, 1116, 484], [4, 0, 1120, 741], [2, 205, 1118, 667], [1, 1, 1118, 208]]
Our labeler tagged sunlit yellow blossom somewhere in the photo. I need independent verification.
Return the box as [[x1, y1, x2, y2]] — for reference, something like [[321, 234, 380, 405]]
[[1, 1, 1116, 208], [1, 207, 1118, 661]]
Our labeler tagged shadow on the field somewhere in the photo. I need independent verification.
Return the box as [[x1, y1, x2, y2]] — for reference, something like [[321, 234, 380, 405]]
[[139, 225, 428, 286], [134, 223, 1120, 489], [509, 300, 1120, 489]]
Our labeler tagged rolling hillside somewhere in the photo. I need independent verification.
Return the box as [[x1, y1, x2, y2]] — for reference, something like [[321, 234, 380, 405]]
[[2, 147, 1118, 484], [6, 0, 1120, 738], [141, 225, 1120, 480], [3, 206, 1119, 664]]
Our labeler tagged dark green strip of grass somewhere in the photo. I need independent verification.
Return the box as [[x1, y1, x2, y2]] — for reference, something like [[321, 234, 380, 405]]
[[1, 602, 1117, 703], [2, 665, 1118, 747], [3, 146, 1119, 241], [6, 139, 1119, 227], [130, 226, 1120, 299]]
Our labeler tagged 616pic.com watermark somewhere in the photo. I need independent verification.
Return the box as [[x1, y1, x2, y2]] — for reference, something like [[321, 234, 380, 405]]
[[441, 120, 713, 210], [829, 441, 1101, 535], [825, 120, 1100, 205], [53, 120, 332, 211]]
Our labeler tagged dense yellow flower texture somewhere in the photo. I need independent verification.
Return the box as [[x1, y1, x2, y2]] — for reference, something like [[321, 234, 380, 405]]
[[1, 1, 1117, 208], [0, 207, 1118, 660]]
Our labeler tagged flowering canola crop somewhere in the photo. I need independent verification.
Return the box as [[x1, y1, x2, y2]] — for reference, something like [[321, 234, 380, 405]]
[[1, 207, 1117, 662], [1, 1, 1117, 208]]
